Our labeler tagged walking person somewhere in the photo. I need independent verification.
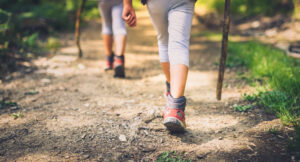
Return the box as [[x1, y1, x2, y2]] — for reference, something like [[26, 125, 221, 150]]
[[122, 0, 195, 132], [98, 0, 127, 78]]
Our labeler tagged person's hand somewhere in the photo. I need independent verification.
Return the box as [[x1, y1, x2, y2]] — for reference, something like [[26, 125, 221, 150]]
[[122, 4, 137, 27]]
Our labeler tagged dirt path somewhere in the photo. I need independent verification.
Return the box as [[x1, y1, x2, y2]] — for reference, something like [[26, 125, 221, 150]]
[[0, 10, 294, 161]]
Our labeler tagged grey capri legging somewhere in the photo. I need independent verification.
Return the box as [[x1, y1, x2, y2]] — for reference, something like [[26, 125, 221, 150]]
[[98, 1, 127, 36], [147, 0, 195, 67]]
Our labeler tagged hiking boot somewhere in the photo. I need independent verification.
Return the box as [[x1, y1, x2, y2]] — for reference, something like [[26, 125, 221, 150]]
[[163, 95, 186, 132], [104, 53, 114, 71], [113, 55, 125, 78]]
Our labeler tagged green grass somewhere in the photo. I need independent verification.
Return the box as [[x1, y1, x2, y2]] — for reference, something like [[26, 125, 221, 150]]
[[268, 126, 279, 135], [233, 104, 253, 112], [231, 41, 300, 125], [157, 151, 191, 162], [11, 112, 23, 119], [229, 41, 300, 153], [0, 100, 17, 109], [228, 41, 300, 97]]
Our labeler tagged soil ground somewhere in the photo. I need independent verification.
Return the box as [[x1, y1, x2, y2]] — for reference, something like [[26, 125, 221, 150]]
[[0, 9, 297, 161]]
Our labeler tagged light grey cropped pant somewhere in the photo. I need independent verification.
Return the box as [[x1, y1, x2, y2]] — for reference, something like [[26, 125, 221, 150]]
[[98, 1, 127, 36], [147, 0, 195, 67]]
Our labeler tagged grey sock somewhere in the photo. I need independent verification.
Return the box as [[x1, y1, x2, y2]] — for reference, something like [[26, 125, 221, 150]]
[[167, 95, 186, 112], [166, 81, 170, 93]]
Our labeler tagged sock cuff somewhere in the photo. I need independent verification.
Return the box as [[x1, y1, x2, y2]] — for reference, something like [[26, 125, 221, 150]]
[[166, 81, 170, 92], [106, 53, 114, 62], [167, 95, 186, 111], [115, 55, 124, 60]]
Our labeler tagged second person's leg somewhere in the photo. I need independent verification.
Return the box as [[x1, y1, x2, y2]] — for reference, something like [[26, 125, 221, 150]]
[[112, 3, 127, 78], [98, 2, 114, 70]]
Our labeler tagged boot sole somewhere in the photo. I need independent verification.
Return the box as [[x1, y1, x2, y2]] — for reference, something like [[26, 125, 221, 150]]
[[163, 117, 185, 133], [114, 65, 125, 78]]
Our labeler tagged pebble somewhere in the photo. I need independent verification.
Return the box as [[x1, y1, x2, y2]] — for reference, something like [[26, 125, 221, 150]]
[[78, 64, 86, 70], [119, 134, 127, 142], [41, 78, 51, 83], [82, 155, 90, 160]]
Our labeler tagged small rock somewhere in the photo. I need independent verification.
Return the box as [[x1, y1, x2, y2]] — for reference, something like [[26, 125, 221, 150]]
[[97, 101, 102, 106], [225, 102, 229, 106], [265, 29, 277, 37], [58, 86, 66, 90], [84, 103, 89, 107], [219, 137, 223, 140], [82, 155, 90, 160], [10, 106, 19, 110], [142, 147, 156, 152], [291, 156, 295, 161], [251, 21, 260, 28], [41, 78, 51, 83], [81, 134, 86, 139], [65, 156, 70, 159], [78, 64, 86, 70], [277, 135, 284, 139], [119, 134, 127, 142]]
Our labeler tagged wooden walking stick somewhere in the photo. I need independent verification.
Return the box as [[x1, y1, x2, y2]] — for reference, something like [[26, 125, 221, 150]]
[[216, 0, 231, 100], [75, 0, 87, 58]]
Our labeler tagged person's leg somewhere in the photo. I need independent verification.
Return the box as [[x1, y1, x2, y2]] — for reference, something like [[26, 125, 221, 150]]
[[147, 0, 170, 90], [168, 0, 195, 98], [98, 2, 114, 70], [112, 3, 127, 56], [161, 63, 170, 83], [112, 2, 127, 78], [102, 35, 113, 56], [162, 0, 194, 132]]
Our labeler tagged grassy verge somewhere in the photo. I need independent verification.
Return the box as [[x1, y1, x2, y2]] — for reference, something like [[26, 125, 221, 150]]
[[227, 41, 300, 154]]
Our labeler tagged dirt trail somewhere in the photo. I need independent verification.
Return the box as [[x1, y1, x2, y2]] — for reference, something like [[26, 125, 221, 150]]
[[0, 10, 294, 161]]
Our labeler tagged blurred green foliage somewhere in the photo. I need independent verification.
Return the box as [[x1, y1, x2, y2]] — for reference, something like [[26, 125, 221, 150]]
[[0, 0, 99, 54], [197, 0, 295, 17]]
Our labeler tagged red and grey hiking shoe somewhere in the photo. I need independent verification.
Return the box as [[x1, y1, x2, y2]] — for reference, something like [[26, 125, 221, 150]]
[[113, 55, 125, 78], [104, 53, 114, 71], [163, 95, 186, 132]]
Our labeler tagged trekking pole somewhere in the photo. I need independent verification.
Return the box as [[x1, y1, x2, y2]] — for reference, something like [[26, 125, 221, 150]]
[[75, 0, 87, 58], [216, 0, 231, 100]]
